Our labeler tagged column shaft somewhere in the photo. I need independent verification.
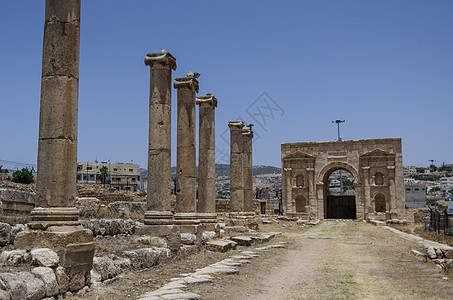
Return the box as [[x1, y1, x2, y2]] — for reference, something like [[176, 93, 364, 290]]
[[36, 0, 81, 209], [196, 94, 217, 213], [174, 76, 199, 212]]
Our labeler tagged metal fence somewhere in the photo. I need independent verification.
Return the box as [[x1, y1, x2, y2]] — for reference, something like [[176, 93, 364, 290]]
[[424, 207, 452, 235]]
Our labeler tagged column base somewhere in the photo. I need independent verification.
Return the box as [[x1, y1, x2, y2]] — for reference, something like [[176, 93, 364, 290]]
[[144, 210, 174, 225], [28, 207, 80, 230], [173, 212, 200, 225]]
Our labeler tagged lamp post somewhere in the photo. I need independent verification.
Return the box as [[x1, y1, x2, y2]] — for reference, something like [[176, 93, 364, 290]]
[[429, 159, 436, 210], [332, 120, 345, 195]]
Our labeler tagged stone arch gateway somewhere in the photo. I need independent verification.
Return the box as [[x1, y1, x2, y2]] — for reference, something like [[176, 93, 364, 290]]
[[281, 139, 405, 221]]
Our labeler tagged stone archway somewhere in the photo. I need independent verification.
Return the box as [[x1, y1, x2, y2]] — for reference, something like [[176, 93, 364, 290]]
[[281, 139, 405, 221], [318, 163, 359, 219]]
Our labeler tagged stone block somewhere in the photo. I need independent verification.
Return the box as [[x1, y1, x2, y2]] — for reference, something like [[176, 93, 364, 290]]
[[0, 250, 30, 266], [180, 233, 196, 245], [16, 272, 46, 300], [31, 267, 59, 297], [206, 240, 237, 252], [30, 248, 59, 267], [55, 266, 69, 294], [0, 273, 26, 300], [0, 223, 12, 246], [38, 76, 78, 140], [36, 138, 77, 207], [230, 236, 253, 246], [75, 197, 100, 218], [45, 0, 80, 22], [92, 256, 121, 281], [42, 21, 79, 78]]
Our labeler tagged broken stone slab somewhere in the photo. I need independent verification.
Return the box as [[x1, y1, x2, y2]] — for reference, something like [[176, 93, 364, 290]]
[[160, 292, 200, 300], [411, 249, 427, 262], [201, 231, 216, 242], [254, 245, 273, 251], [194, 265, 239, 275], [180, 233, 196, 245], [427, 246, 437, 259], [229, 255, 253, 260], [250, 234, 271, 244], [135, 236, 168, 248], [272, 244, 286, 248], [31, 267, 59, 297], [217, 259, 242, 266], [261, 219, 271, 224], [230, 235, 253, 246], [240, 251, 259, 255], [30, 248, 59, 267], [206, 240, 237, 252], [181, 276, 213, 284], [123, 248, 170, 269], [92, 256, 122, 281]]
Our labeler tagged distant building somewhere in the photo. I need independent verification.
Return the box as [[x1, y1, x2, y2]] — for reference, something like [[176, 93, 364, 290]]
[[76, 161, 140, 191], [441, 177, 453, 193], [405, 184, 426, 208]]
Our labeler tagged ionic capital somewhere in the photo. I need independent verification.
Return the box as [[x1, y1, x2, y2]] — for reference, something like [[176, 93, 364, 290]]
[[174, 76, 199, 93], [144, 49, 177, 70], [196, 93, 217, 108], [228, 121, 244, 129]]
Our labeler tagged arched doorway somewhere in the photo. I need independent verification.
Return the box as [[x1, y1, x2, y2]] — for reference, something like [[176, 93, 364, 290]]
[[322, 165, 357, 219]]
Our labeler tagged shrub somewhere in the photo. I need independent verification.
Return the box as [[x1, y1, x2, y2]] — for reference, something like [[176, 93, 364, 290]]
[[11, 168, 34, 184]]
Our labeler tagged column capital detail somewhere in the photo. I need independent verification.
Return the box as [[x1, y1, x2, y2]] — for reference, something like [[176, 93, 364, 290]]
[[283, 167, 292, 172], [228, 121, 244, 129], [242, 126, 254, 138], [362, 166, 371, 170], [306, 168, 314, 172], [196, 93, 217, 107], [174, 77, 199, 93], [387, 166, 395, 170], [144, 49, 177, 70]]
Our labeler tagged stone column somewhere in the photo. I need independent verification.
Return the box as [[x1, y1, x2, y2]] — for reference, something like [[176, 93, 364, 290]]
[[196, 94, 217, 213], [283, 168, 292, 214], [316, 182, 324, 219], [16, 1, 94, 292], [229, 121, 245, 212], [31, 0, 82, 228], [144, 49, 176, 225], [388, 166, 396, 215], [174, 73, 199, 213], [363, 166, 371, 215], [242, 125, 254, 212]]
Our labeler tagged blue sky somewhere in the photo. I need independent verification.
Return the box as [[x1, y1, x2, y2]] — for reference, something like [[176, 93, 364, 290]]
[[1, 0, 452, 170]]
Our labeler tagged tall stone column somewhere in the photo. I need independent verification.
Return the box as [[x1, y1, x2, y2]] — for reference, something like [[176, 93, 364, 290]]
[[31, 0, 82, 228], [196, 94, 217, 213], [229, 121, 245, 212], [174, 73, 199, 213], [242, 125, 254, 212], [363, 166, 371, 215], [16, 1, 94, 292], [144, 49, 176, 225], [307, 168, 315, 219], [283, 168, 292, 214], [388, 166, 396, 215]]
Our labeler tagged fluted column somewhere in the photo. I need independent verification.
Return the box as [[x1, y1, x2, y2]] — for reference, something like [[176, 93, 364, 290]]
[[229, 121, 245, 212], [174, 74, 199, 213], [31, 0, 82, 229], [144, 50, 176, 224], [196, 94, 217, 213], [242, 125, 254, 212]]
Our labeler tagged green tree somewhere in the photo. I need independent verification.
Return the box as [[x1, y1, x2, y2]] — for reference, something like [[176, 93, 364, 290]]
[[11, 168, 34, 184], [96, 166, 109, 186]]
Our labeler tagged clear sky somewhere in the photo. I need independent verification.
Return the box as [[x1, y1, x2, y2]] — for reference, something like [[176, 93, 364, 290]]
[[1, 0, 452, 170]]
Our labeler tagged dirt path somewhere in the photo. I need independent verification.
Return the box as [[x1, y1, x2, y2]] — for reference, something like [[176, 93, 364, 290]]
[[191, 221, 453, 299]]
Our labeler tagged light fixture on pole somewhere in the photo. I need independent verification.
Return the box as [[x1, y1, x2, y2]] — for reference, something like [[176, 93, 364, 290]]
[[332, 120, 345, 195]]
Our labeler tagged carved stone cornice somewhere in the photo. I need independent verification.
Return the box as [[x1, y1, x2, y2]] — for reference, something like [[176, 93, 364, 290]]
[[174, 76, 199, 93], [228, 121, 244, 129], [196, 93, 217, 108], [283, 167, 292, 172], [242, 126, 254, 138], [306, 168, 314, 172], [144, 49, 177, 70]]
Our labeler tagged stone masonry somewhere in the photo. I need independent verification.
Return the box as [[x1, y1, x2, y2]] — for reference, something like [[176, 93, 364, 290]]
[[281, 138, 405, 221], [144, 50, 176, 225], [229, 121, 245, 212], [174, 73, 199, 213], [196, 93, 217, 213]]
